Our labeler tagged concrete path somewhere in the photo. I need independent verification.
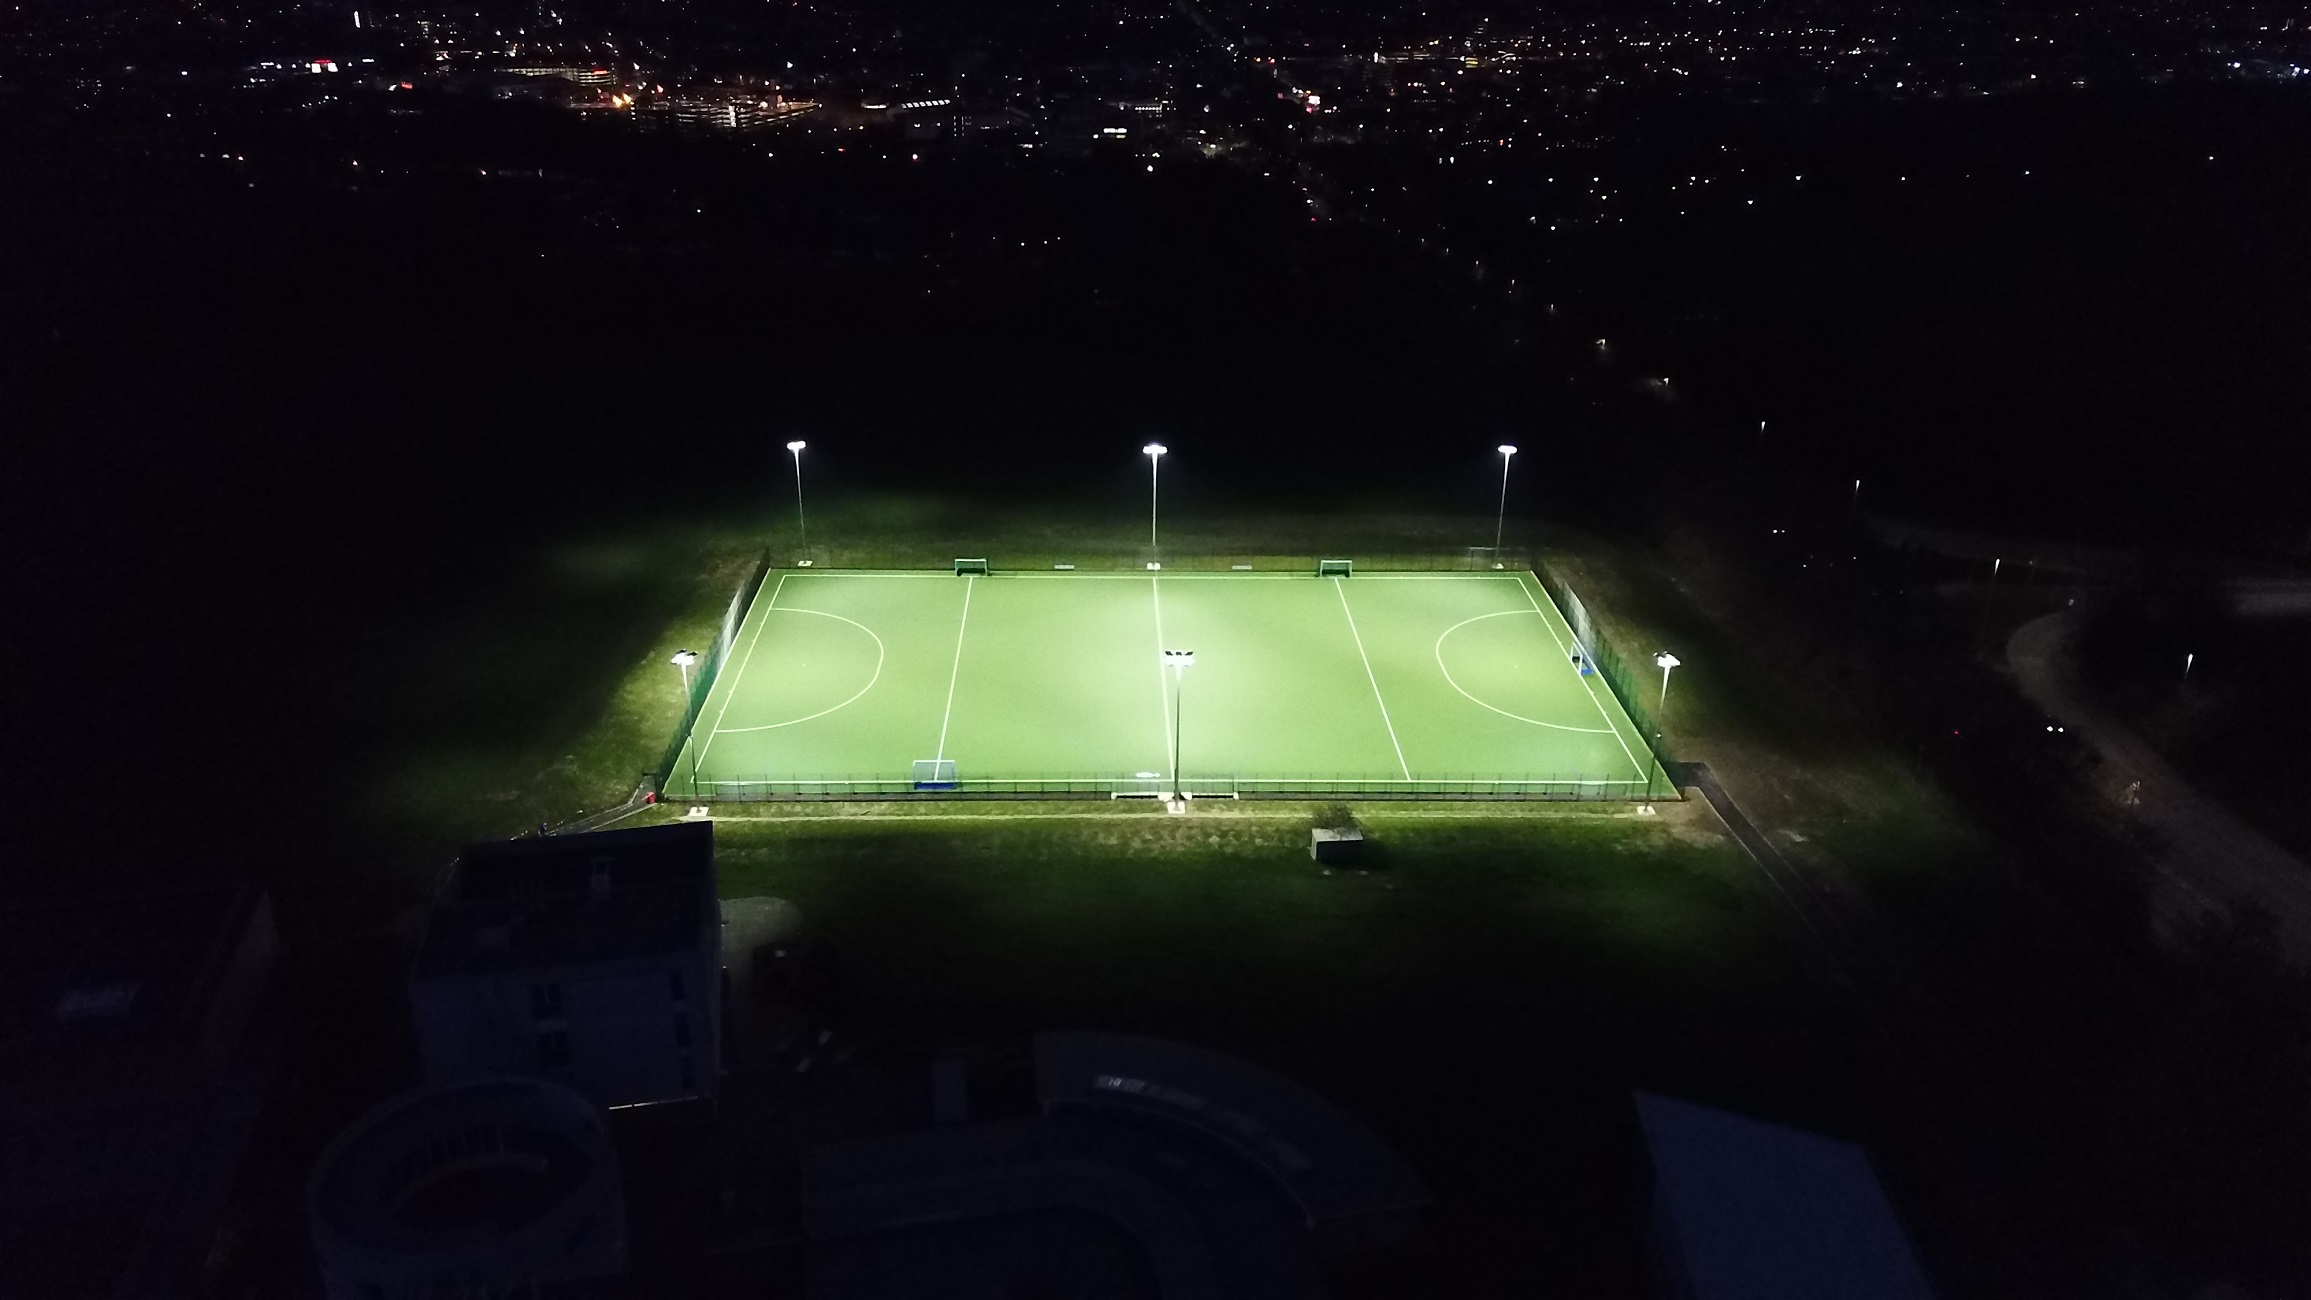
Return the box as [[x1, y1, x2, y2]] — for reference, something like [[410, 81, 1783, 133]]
[[2006, 610, 2311, 962]]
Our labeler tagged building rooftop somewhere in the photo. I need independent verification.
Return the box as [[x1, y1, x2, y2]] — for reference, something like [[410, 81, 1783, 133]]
[[416, 821, 715, 977], [1636, 1093, 1937, 1300]]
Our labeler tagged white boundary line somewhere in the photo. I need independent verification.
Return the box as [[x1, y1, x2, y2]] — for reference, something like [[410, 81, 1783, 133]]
[[1331, 577, 1413, 779], [1515, 575, 1648, 781], [934, 575, 975, 761], [771, 570, 1528, 581], [696, 573, 787, 771], [1151, 575, 1175, 779], [1433, 610, 1617, 732], [696, 776, 1655, 788], [711, 608, 886, 733]]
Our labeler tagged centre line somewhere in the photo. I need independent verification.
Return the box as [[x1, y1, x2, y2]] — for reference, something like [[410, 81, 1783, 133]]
[[934, 574, 975, 762], [1332, 577, 1413, 779]]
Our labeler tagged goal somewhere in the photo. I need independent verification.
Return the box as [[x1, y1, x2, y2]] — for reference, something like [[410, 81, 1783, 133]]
[[953, 558, 989, 576], [911, 759, 959, 789], [1317, 558, 1354, 578]]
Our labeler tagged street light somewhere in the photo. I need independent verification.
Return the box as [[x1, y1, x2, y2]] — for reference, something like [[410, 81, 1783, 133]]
[[1494, 444, 1518, 555], [785, 440, 809, 554], [1163, 648, 1194, 801], [1143, 443, 1168, 551], [1654, 650, 1681, 706]]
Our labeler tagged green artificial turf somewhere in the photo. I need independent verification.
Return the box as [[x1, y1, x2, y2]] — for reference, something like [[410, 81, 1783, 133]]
[[668, 571, 1662, 797]]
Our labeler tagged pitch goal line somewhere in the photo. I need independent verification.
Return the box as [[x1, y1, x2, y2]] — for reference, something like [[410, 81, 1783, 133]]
[[691, 776, 1658, 789]]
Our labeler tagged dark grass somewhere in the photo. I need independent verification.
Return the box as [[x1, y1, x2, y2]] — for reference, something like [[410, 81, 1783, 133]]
[[706, 804, 1875, 1296]]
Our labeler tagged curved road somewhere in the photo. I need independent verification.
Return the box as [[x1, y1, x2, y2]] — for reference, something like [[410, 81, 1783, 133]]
[[2006, 610, 2311, 961]]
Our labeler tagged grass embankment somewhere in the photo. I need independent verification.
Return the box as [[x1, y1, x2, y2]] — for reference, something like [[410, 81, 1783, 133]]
[[692, 800, 1868, 1296], [1550, 537, 2160, 1293], [341, 521, 771, 893]]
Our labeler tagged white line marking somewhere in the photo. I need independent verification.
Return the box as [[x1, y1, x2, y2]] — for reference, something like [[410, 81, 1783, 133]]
[[1332, 577, 1413, 779], [1516, 576, 1648, 781], [1152, 575, 1175, 779], [1433, 611, 1617, 732], [696, 573, 787, 771], [934, 575, 974, 761], [678, 806, 1660, 823], [1233, 777, 1652, 786], [698, 776, 1654, 788], [710, 608, 887, 733], [771, 570, 1526, 581]]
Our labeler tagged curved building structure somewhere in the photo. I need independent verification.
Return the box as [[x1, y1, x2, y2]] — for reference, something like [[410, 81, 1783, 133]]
[[307, 1078, 625, 1300]]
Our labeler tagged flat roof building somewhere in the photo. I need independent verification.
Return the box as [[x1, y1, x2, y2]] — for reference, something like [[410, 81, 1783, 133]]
[[308, 1077, 626, 1300], [1636, 1093, 1938, 1300], [411, 821, 721, 1112]]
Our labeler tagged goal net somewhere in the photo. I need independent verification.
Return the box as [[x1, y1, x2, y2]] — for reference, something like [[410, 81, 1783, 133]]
[[1317, 558, 1354, 577], [912, 759, 959, 789], [954, 558, 989, 576]]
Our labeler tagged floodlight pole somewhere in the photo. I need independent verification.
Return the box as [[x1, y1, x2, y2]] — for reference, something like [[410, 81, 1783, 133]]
[[786, 440, 809, 553], [672, 649, 702, 795], [1494, 445, 1518, 552], [1163, 649, 1194, 800], [1173, 667, 1184, 798], [1143, 443, 1167, 551]]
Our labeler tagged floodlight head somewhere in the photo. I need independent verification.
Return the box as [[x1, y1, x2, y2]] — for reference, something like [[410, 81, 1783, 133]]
[[672, 649, 700, 667], [1655, 651, 1681, 670], [1163, 648, 1195, 670], [786, 440, 806, 452], [1498, 444, 1518, 456], [1143, 442, 1167, 458]]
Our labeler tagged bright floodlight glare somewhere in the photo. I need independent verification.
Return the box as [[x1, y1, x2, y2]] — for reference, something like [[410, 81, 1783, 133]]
[[671, 649, 700, 667], [786, 440, 806, 452], [1498, 444, 1518, 456], [1654, 651, 1681, 670], [1143, 442, 1167, 457]]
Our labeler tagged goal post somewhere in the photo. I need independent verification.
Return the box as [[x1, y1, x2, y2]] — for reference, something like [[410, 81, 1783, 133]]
[[1317, 558, 1354, 578], [953, 558, 989, 576], [911, 759, 958, 789]]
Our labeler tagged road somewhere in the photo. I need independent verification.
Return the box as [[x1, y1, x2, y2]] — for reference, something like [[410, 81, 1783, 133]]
[[2006, 610, 2311, 961]]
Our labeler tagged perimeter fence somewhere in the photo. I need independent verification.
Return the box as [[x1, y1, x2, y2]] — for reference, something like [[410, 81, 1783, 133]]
[[656, 545, 1680, 802], [687, 772, 1672, 801], [650, 553, 773, 792], [1530, 560, 1678, 788], [776, 544, 1538, 574]]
